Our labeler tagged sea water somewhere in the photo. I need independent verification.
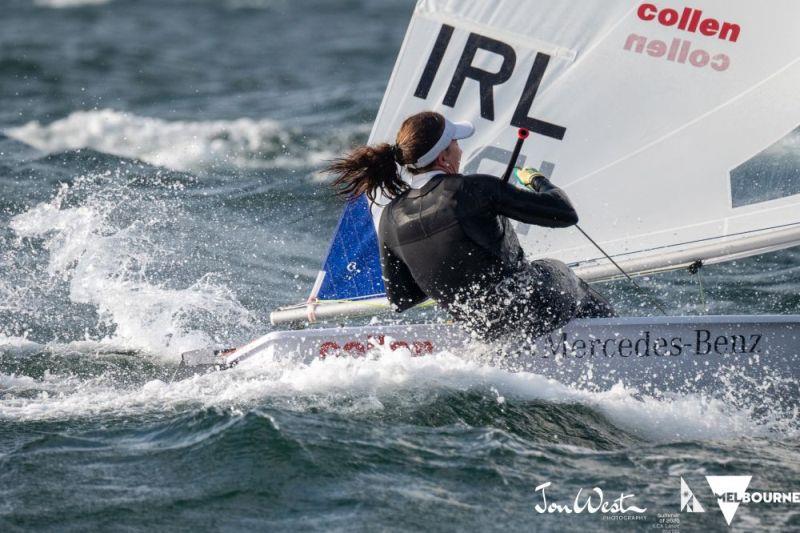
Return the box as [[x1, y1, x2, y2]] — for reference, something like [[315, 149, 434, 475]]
[[1, 1, 799, 531]]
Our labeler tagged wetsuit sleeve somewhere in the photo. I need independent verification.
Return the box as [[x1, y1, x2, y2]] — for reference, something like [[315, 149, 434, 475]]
[[380, 242, 428, 312], [484, 175, 579, 227]]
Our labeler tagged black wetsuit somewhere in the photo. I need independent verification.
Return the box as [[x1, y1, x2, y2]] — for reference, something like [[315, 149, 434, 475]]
[[378, 173, 614, 340]]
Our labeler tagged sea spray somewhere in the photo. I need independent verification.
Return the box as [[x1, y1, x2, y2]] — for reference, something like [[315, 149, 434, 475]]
[[8, 170, 255, 357]]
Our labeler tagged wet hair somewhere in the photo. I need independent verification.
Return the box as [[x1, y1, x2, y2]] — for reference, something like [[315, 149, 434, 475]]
[[328, 111, 445, 202]]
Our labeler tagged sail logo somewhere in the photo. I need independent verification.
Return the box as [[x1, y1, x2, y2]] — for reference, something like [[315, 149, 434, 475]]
[[624, 3, 740, 71], [414, 24, 566, 141], [637, 4, 740, 42], [680, 477, 705, 513]]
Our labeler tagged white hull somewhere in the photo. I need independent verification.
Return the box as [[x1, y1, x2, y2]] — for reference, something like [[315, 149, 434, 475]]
[[182, 315, 800, 397]]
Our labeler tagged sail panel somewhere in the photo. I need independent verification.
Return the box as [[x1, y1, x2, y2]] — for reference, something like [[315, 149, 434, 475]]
[[314, 195, 385, 301], [368, 0, 800, 272], [313, 0, 800, 306], [731, 126, 800, 208]]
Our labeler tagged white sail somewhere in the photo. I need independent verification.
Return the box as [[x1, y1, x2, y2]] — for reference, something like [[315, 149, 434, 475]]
[[273, 0, 800, 324], [368, 0, 800, 275]]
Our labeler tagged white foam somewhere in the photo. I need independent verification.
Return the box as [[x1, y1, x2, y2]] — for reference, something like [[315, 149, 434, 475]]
[[0, 334, 42, 354], [316, 346, 770, 442], [34, 0, 110, 7], [1, 344, 792, 444], [10, 187, 100, 276], [224, 0, 288, 9], [5, 109, 333, 172], [9, 177, 253, 357]]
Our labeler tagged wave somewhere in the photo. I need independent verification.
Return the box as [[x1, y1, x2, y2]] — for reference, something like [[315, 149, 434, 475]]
[[1, 343, 793, 446], [5, 109, 365, 172], [253, 346, 787, 442]]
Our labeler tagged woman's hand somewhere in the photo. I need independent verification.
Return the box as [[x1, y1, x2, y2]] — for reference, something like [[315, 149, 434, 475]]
[[513, 167, 547, 191]]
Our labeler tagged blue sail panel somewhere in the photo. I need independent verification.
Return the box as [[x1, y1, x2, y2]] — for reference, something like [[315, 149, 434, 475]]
[[316, 195, 385, 301]]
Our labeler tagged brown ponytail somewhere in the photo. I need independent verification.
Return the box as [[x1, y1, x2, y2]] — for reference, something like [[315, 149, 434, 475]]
[[328, 143, 403, 203], [328, 111, 445, 202]]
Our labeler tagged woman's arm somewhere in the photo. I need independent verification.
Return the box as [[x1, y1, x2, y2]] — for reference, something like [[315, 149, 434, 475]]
[[481, 175, 579, 227]]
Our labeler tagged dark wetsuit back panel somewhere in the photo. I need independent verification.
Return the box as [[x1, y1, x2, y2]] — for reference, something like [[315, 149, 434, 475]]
[[378, 173, 578, 312]]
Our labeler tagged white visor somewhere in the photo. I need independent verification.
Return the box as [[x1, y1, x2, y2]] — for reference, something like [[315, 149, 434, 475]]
[[408, 118, 474, 169]]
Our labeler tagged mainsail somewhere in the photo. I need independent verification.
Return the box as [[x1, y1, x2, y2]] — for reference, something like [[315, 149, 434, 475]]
[[281, 0, 800, 324]]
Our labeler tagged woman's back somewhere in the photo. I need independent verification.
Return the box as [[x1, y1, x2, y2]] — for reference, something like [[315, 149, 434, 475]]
[[379, 174, 523, 309]]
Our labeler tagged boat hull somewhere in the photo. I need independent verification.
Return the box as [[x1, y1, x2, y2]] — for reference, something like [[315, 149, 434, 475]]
[[182, 315, 800, 397]]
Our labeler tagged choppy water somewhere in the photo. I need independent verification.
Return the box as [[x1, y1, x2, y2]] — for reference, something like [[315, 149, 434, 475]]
[[1, 1, 799, 531]]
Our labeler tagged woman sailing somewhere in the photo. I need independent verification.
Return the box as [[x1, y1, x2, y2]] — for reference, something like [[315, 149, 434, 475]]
[[327, 111, 614, 341]]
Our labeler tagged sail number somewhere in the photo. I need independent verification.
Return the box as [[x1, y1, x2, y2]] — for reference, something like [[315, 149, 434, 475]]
[[414, 24, 566, 141]]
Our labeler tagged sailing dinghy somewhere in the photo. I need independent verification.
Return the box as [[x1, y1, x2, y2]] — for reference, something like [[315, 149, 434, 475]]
[[183, 0, 800, 396]]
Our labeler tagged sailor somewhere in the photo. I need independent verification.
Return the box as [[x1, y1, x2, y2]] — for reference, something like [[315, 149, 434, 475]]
[[327, 111, 614, 341]]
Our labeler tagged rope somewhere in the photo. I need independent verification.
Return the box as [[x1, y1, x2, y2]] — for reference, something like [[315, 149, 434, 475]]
[[574, 225, 670, 315]]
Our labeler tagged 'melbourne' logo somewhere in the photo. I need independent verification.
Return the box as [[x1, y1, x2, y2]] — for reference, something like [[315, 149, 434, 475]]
[[706, 476, 751, 525], [682, 475, 800, 525]]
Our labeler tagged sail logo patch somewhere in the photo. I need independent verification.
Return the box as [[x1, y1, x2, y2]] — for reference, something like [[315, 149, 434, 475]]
[[637, 4, 741, 42], [625, 3, 741, 71]]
